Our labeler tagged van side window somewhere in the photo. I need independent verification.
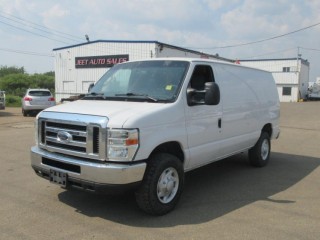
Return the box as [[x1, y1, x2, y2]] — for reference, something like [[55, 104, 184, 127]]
[[188, 65, 214, 104], [190, 65, 215, 90]]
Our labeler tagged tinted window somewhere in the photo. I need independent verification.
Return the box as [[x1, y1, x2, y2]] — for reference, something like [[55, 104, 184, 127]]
[[29, 91, 51, 96], [282, 87, 291, 96], [188, 65, 215, 104]]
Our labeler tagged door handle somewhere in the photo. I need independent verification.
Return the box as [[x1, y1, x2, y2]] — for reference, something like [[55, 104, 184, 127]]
[[218, 118, 222, 128]]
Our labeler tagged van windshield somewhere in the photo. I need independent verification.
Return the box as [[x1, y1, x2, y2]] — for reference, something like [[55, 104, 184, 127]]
[[85, 60, 189, 102]]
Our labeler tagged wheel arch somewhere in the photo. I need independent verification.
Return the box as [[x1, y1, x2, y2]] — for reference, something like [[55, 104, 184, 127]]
[[149, 141, 185, 164], [262, 123, 272, 137]]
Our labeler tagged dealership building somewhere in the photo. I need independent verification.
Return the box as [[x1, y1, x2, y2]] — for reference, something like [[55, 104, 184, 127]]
[[53, 40, 310, 102]]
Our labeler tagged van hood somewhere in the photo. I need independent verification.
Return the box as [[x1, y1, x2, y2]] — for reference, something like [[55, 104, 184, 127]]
[[43, 100, 167, 127]]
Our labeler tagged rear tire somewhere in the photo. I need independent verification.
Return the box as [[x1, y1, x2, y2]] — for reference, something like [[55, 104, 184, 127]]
[[135, 153, 184, 215], [249, 132, 270, 167], [22, 109, 28, 117]]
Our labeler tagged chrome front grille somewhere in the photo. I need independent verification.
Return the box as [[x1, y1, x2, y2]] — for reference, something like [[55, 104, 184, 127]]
[[43, 121, 87, 152], [38, 112, 108, 161]]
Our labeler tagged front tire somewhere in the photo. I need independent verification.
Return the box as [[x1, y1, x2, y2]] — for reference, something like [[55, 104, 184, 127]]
[[249, 132, 271, 167], [135, 153, 184, 215]]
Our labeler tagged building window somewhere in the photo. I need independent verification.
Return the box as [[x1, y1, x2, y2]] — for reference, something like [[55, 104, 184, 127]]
[[283, 67, 290, 72], [282, 87, 292, 96]]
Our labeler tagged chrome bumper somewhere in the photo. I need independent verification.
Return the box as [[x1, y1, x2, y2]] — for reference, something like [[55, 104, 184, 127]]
[[31, 146, 146, 187]]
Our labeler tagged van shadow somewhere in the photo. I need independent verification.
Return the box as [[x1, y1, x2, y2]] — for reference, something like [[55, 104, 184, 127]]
[[58, 152, 319, 227]]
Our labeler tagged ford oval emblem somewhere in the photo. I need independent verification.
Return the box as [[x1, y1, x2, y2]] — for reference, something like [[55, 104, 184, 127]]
[[57, 131, 72, 143]]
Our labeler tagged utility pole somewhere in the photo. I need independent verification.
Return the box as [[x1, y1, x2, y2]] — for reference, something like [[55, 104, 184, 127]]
[[297, 47, 301, 72]]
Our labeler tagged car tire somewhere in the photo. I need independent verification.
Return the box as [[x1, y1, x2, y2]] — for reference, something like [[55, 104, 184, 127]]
[[22, 109, 28, 117], [249, 132, 271, 167], [135, 153, 184, 215]]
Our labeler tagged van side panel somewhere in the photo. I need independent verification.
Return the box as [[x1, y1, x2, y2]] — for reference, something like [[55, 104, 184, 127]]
[[213, 63, 279, 158]]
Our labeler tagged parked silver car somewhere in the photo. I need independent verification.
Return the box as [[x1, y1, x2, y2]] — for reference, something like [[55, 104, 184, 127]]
[[22, 89, 56, 116]]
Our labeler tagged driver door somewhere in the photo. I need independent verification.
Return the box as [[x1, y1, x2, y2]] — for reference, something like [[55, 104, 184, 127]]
[[184, 64, 223, 169]]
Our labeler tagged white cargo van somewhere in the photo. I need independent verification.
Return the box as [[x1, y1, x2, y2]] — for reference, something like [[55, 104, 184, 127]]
[[31, 58, 280, 215]]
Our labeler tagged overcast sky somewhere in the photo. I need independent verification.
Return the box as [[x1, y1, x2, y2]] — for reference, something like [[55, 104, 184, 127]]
[[1, 0, 320, 82]]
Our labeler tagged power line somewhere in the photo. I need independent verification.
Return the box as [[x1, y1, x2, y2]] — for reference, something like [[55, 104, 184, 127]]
[[300, 47, 320, 52], [0, 47, 53, 57], [0, 12, 104, 54], [0, 16, 108, 56], [240, 46, 320, 60], [189, 22, 320, 50], [0, 10, 83, 42], [0, 19, 70, 44], [240, 47, 297, 59], [0, 14, 78, 42]]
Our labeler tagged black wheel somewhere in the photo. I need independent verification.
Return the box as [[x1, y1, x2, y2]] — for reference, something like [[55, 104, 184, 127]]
[[22, 109, 28, 117], [135, 153, 184, 215], [249, 132, 271, 167]]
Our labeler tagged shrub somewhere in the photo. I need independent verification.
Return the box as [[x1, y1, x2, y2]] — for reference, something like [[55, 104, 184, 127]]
[[5, 95, 21, 107]]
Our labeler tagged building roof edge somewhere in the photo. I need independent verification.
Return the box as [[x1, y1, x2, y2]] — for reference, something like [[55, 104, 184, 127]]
[[52, 40, 234, 63], [240, 57, 310, 66]]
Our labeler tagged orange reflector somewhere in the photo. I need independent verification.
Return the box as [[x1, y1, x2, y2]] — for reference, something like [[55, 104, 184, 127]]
[[126, 138, 138, 145]]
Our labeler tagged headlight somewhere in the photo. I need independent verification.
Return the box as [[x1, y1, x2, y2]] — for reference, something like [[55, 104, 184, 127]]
[[107, 129, 139, 161]]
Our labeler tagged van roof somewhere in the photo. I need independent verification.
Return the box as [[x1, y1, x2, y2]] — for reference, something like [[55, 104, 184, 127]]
[[120, 57, 272, 74]]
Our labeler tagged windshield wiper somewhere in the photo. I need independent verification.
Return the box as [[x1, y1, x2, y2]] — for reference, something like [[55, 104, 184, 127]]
[[83, 92, 106, 99], [115, 92, 158, 102], [87, 92, 104, 96]]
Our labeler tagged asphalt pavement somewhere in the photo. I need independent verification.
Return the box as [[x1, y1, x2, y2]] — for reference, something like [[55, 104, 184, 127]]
[[0, 103, 319, 240]]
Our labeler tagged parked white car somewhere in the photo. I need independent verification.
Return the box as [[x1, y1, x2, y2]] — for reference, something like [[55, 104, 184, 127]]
[[31, 58, 280, 215], [22, 89, 56, 116]]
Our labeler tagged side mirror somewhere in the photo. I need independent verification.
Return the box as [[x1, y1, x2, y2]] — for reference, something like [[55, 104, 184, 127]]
[[88, 83, 94, 93], [204, 82, 220, 105], [187, 88, 197, 106]]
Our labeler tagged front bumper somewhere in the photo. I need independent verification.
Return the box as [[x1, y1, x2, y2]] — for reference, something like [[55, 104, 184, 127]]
[[23, 104, 55, 111], [31, 146, 146, 193]]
